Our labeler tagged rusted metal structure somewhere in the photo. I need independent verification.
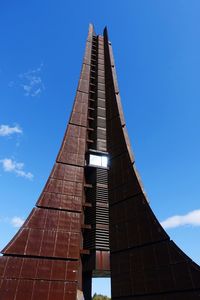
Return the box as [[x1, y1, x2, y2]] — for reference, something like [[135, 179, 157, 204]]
[[1, 24, 200, 299]]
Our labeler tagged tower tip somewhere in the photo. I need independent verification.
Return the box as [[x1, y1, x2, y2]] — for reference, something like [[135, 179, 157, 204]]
[[89, 23, 94, 30], [88, 23, 96, 36], [103, 26, 108, 39]]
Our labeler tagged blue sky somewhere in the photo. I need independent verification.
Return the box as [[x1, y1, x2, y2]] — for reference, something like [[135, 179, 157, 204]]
[[1, 1, 200, 297]]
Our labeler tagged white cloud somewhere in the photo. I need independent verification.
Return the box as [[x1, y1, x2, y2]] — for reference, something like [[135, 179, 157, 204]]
[[161, 209, 200, 229], [0, 124, 22, 136], [0, 158, 33, 180], [19, 64, 45, 97], [0, 216, 24, 228], [11, 217, 24, 228]]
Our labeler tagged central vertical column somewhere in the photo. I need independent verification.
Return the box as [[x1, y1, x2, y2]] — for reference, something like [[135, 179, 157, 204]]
[[82, 33, 110, 300]]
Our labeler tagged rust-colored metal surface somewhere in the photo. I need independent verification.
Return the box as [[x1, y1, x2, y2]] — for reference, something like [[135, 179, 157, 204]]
[[2, 208, 81, 258], [104, 27, 200, 299], [0, 24, 94, 300], [1, 24, 200, 300]]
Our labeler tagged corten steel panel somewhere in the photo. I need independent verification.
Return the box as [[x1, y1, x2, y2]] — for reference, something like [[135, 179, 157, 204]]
[[0, 279, 22, 299], [2, 257, 22, 278], [70, 91, 89, 127], [96, 250, 110, 272], [78, 78, 90, 93], [2, 208, 81, 256], [0, 24, 95, 300], [15, 280, 34, 300], [3, 230, 80, 260], [0, 257, 78, 282], [80, 64, 90, 80], [103, 27, 200, 299], [83, 43, 92, 65], [0, 280, 77, 300], [42, 178, 83, 197], [107, 117, 133, 159], [0, 258, 7, 277], [109, 195, 168, 251], [109, 153, 140, 195], [112, 294, 200, 300], [38, 192, 82, 211], [57, 124, 87, 166], [51, 163, 84, 182], [2, 24, 200, 300]]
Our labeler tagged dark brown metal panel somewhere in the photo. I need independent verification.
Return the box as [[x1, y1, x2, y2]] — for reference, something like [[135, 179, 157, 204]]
[[78, 78, 90, 93], [43, 178, 83, 197], [3, 229, 80, 259], [38, 229, 57, 257], [36, 259, 54, 280], [50, 260, 65, 281], [63, 282, 77, 300], [2, 24, 200, 300], [3, 208, 81, 257], [107, 43, 119, 95], [0, 279, 78, 300], [0, 257, 7, 277], [3, 257, 22, 278], [1, 249, 80, 292], [110, 246, 200, 298], [109, 154, 141, 202], [81, 64, 90, 80], [57, 124, 87, 166], [2, 227, 29, 254], [38, 192, 82, 211], [32, 280, 50, 299], [190, 264, 200, 289], [0, 257, 78, 282], [103, 26, 200, 299], [0, 23, 96, 300], [20, 258, 38, 279], [54, 231, 80, 259], [112, 293, 200, 300], [0, 279, 18, 299], [25, 229, 44, 256], [95, 250, 110, 273], [107, 117, 134, 163], [51, 163, 84, 182], [15, 280, 34, 300], [70, 91, 89, 127], [83, 42, 92, 65], [48, 282, 65, 300]]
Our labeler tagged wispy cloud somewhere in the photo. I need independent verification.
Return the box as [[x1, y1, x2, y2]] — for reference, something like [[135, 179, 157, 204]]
[[0, 124, 22, 137], [19, 64, 45, 97], [0, 158, 33, 180], [11, 217, 24, 228], [0, 216, 24, 228], [161, 209, 200, 229]]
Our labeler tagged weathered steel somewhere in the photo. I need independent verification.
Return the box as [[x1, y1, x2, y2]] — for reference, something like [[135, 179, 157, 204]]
[[104, 27, 200, 299], [0, 23, 94, 300], [1, 24, 200, 300]]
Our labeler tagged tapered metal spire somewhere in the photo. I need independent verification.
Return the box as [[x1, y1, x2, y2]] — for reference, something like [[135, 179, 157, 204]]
[[1, 25, 200, 300]]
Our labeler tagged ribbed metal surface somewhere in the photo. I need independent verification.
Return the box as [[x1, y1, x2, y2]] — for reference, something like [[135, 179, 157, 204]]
[[84, 168, 109, 251], [95, 227, 109, 250], [82, 33, 110, 282], [96, 186, 109, 203], [96, 168, 108, 184]]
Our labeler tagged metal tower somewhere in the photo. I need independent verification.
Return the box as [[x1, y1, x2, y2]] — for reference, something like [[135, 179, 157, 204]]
[[0, 24, 200, 300]]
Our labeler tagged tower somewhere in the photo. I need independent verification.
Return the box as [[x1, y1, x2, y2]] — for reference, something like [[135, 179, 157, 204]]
[[0, 24, 200, 300]]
